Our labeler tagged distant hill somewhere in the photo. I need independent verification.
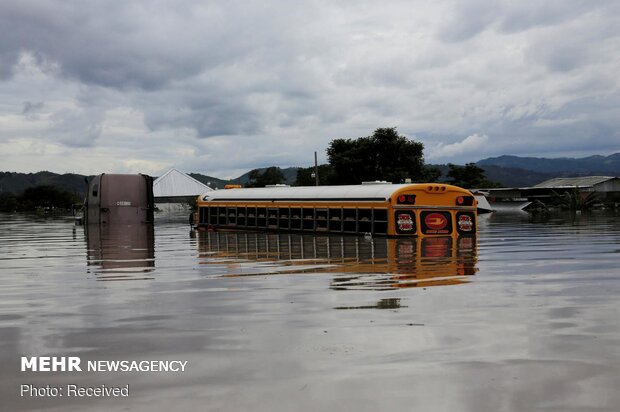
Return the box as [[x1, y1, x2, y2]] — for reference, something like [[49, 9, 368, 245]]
[[0, 167, 302, 195], [429, 164, 553, 187], [476, 165, 554, 187], [0, 171, 91, 196], [477, 153, 620, 175]]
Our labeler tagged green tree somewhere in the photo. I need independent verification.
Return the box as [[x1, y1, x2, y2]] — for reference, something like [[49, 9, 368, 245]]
[[16, 185, 80, 211], [447, 163, 501, 189], [294, 164, 335, 186], [326, 127, 433, 184], [245, 167, 286, 187], [0, 193, 19, 212], [423, 165, 442, 182]]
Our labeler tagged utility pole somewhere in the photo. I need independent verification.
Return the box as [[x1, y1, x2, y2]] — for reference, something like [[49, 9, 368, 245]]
[[314, 151, 319, 186]]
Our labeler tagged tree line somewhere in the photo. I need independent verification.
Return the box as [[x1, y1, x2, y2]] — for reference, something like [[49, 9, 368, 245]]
[[0, 186, 81, 212], [246, 127, 500, 189]]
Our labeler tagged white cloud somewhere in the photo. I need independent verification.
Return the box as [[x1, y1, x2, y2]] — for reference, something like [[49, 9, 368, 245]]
[[428, 134, 490, 161]]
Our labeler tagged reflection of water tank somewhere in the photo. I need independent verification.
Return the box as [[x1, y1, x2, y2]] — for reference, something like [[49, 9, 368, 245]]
[[86, 223, 155, 274], [85, 174, 154, 224]]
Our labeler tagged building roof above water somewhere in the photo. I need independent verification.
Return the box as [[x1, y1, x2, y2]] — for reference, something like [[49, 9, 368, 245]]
[[532, 176, 617, 189], [153, 168, 212, 198]]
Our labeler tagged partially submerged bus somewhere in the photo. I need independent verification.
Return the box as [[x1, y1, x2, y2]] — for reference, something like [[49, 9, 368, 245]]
[[195, 183, 477, 237]]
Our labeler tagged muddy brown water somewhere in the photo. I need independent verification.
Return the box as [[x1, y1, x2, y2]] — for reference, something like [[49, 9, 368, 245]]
[[1, 211, 620, 411]]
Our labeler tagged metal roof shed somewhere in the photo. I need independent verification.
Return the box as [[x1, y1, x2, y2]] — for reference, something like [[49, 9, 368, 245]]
[[527, 176, 620, 203], [532, 176, 619, 190], [153, 169, 212, 201]]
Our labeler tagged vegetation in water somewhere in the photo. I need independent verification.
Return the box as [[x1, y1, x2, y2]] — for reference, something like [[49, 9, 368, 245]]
[[551, 188, 600, 211]]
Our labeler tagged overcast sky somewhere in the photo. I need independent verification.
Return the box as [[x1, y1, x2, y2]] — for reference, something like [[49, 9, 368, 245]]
[[1, 1, 619, 178]]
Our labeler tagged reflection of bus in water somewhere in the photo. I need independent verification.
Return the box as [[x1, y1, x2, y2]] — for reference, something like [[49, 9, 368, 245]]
[[196, 183, 477, 237], [197, 232, 477, 290]]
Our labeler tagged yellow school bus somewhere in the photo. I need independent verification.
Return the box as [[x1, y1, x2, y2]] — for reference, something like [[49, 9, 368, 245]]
[[195, 182, 477, 237]]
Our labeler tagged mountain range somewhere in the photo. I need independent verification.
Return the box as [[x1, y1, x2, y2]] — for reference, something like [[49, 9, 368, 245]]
[[2, 153, 619, 195], [477, 153, 620, 175]]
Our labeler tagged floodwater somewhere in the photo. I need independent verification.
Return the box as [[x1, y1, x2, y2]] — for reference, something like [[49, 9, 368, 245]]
[[1, 210, 620, 412]]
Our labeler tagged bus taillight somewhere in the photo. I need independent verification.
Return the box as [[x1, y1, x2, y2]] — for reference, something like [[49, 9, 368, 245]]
[[397, 194, 416, 205], [456, 196, 475, 206]]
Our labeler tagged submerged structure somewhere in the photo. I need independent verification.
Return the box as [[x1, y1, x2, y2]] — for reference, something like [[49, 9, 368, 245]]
[[85, 174, 154, 224], [486, 176, 620, 210]]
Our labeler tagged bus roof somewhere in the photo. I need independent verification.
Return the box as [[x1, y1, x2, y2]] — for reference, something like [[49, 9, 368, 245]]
[[200, 183, 466, 202]]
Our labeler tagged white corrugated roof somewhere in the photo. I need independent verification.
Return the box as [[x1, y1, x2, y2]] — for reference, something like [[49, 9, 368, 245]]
[[201, 183, 467, 201], [153, 169, 213, 197]]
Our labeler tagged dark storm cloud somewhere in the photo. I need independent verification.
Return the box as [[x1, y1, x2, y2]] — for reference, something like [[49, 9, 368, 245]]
[[142, 95, 262, 138], [22, 101, 44, 118], [498, 1, 597, 33], [438, 0, 500, 42], [0, 1, 214, 88], [0, 51, 19, 79], [439, 1, 618, 42], [524, 18, 618, 73], [48, 106, 104, 147], [0, 0, 319, 146], [1, 1, 317, 90]]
